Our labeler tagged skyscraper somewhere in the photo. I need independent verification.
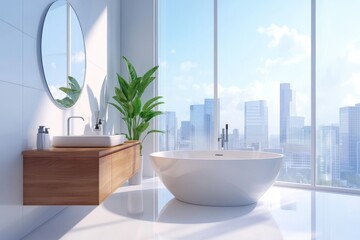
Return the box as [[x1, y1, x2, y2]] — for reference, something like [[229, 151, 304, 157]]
[[204, 99, 216, 149], [159, 111, 177, 151], [278, 83, 311, 183], [318, 125, 340, 184], [180, 121, 191, 141], [339, 104, 360, 174], [287, 116, 305, 145], [244, 100, 268, 151], [179, 121, 191, 150], [190, 104, 205, 149], [190, 98, 219, 150], [280, 83, 292, 145]]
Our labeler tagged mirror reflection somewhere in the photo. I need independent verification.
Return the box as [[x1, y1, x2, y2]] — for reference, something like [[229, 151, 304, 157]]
[[41, 0, 86, 108]]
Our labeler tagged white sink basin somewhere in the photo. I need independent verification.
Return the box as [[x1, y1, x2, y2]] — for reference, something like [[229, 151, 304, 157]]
[[52, 135, 126, 147]]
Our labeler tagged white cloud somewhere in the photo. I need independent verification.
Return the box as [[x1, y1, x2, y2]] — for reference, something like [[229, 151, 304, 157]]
[[172, 75, 195, 90], [217, 81, 283, 134], [256, 67, 269, 76], [264, 58, 282, 67], [50, 62, 57, 69], [340, 72, 360, 106], [170, 49, 176, 54], [180, 61, 197, 72], [72, 51, 85, 63], [257, 24, 310, 67]]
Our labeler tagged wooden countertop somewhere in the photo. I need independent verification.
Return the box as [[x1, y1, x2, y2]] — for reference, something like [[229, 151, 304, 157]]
[[23, 140, 141, 205], [22, 141, 140, 158]]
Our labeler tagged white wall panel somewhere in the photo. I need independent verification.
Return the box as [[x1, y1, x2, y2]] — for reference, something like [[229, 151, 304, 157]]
[[22, 34, 43, 90], [0, 21, 22, 85], [0, 0, 108, 238], [0, 82, 23, 240], [22, 1, 51, 39], [0, 0, 22, 30]]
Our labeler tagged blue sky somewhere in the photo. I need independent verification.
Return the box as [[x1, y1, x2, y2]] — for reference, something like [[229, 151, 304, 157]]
[[159, 0, 360, 135]]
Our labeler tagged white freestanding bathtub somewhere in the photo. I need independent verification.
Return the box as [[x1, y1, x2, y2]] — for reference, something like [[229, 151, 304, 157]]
[[150, 150, 283, 206]]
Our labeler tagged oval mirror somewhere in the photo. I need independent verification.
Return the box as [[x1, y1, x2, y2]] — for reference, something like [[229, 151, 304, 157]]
[[41, 0, 86, 108]]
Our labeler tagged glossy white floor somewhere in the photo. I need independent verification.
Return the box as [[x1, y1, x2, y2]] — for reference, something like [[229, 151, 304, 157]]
[[23, 178, 360, 240]]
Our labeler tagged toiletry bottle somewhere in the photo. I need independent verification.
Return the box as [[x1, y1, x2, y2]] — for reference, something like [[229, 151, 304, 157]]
[[93, 123, 102, 135], [37, 126, 45, 150], [98, 119, 103, 135], [44, 128, 51, 149]]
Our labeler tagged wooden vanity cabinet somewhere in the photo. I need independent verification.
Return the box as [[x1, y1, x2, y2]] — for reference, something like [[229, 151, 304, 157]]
[[23, 141, 140, 205]]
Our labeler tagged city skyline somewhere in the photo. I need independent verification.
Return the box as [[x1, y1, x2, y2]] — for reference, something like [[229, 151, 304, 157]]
[[159, 82, 360, 188]]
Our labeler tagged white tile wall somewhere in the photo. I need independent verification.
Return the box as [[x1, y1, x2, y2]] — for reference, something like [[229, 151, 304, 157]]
[[0, 20, 22, 85], [22, 87, 64, 149], [23, 34, 44, 90], [22, 1, 51, 39], [0, 82, 23, 240], [0, 0, 108, 239], [0, 0, 22, 30]]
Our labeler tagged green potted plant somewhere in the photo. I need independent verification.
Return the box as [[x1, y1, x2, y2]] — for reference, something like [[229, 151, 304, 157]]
[[109, 56, 164, 184]]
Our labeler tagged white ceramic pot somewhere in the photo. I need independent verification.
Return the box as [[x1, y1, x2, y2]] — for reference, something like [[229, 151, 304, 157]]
[[128, 156, 143, 185]]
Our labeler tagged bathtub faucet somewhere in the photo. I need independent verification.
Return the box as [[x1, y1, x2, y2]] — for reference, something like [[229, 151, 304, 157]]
[[218, 124, 229, 150]]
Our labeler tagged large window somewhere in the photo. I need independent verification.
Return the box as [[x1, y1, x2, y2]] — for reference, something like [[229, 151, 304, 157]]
[[158, 0, 360, 191], [316, 0, 360, 189], [158, 0, 214, 150], [218, 0, 311, 184]]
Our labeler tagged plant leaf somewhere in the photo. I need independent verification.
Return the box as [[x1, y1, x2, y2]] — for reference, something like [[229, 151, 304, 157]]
[[123, 56, 138, 82], [128, 77, 141, 100], [136, 122, 149, 134], [117, 74, 130, 100], [143, 96, 163, 110], [68, 76, 81, 91], [113, 88, 126, 103], [55, 76, 82, 108], [133, 96, 142, 116], [144, 101, 164, 112], [138, 76, 156, 97], [138, 65, 158, 96], [56, 97, 74, 108], [146, 130, 165, 135], [141, 111, 163, 122]]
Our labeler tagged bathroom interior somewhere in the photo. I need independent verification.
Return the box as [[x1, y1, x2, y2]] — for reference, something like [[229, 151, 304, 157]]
[[2, 0, 360, 239]]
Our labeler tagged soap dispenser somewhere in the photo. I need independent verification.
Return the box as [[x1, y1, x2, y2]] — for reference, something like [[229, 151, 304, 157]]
[[98, 119, 103, 134], [93, 122, 102, 135], [37, 126, 45, 150], [44, 128, 51, 149]]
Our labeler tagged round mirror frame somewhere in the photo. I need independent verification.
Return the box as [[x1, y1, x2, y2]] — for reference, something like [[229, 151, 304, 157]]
[[40, 0, 86, 109]]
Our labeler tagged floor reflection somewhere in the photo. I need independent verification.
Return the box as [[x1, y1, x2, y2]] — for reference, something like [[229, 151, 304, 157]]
[[156, 198, 283, 240], [22, 178, 360, 240], [157, 198, 257, 223], [103, 184, 283, 240]]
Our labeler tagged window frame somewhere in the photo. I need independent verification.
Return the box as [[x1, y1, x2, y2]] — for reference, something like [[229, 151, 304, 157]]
[[156, 0, 360, 195]]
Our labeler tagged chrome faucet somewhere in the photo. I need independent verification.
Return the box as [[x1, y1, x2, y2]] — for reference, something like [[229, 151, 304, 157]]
[[67, 116, 84, 136], [218, 124, 229, 150]]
